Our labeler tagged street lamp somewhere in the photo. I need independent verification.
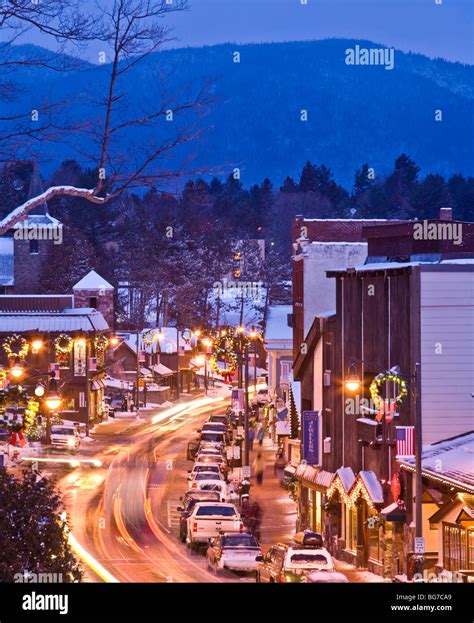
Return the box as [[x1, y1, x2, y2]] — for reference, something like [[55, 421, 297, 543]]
[[345, 356, 424, 578], [345, 361, 361, 393], [10, 363, 24, 379], [201, 337, 213, 395], [44, 373, 62, 446]]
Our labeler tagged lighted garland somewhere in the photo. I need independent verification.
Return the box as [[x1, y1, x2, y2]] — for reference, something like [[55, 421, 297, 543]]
[[0, 388, 40, 444], [54, 333, 73, 355], [2, 334, 29, 360], [94, 334, 109, 353], [370, 371, 408, 410]]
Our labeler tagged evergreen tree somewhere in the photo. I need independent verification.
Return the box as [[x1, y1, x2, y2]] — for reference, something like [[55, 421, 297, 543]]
[[0, 468, 82, 582], [298, 161, 318, 192], [280, 176, 298, 193]]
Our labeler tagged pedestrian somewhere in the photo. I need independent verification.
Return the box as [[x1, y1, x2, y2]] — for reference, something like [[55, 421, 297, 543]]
[[257, 426, 264, 447], [238, 478, 251, 505], [253, 452, 264, 486], [249, 501, 262, 540], [274, 451, 286, 484], [248, 428, 255, 450]]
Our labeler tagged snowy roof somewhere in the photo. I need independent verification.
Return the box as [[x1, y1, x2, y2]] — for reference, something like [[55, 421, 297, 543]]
[[265, 305, 292, 343], [400, 431, 474, 493], [351, 471, 384, 504], [295, 464, 334, 487], [0, 237, 14, 286], [150, 363, 174, 376], [73, 270, 114, 291], [317, 309, 336, 319], [122, 327, 193, 355], [13, 213, 61, 228], [336, 467, 356, 492], [0, 308, 109, 332], [328, 258, 474, 275]]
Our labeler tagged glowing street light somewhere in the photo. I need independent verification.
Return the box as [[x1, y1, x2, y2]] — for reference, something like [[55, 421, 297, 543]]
[[45, 391, 62, 412], [109, 336, 120, 346], [31, 339, 43, 353], [10, 363, 24, 379]]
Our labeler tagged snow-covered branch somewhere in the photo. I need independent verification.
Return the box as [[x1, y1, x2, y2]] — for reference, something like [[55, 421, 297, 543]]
[[0, 186, 108, 234]]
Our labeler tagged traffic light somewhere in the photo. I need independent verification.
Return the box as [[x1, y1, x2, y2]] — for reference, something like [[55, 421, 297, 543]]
[[233, 251, 241, 279]]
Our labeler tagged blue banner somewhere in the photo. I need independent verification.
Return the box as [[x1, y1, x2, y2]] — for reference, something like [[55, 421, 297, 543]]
[[302, 411, 320, 465]]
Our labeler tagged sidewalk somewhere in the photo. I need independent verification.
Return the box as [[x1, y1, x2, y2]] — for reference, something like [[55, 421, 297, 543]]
[[246, 432, 388, 583], [248, 436, 297, 550]]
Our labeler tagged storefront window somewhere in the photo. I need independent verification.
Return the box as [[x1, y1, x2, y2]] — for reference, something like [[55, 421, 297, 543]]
[[468, 529, 474, 569], [307, 488, 314, 529], [315, 491, 322, 533], [345, 506, 357, 552], [443, 523, 467, 572], [368, 518, 381, 561]]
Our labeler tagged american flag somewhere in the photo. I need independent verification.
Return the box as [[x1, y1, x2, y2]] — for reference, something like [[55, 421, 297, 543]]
[[395, 426, 415, 458]]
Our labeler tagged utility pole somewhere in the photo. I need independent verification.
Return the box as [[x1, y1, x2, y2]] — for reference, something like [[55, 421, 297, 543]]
[[414, 362, 424, 575], [244, 341, 250, 468], [135, 329, 140, 417], [175, 315, 180, 400]]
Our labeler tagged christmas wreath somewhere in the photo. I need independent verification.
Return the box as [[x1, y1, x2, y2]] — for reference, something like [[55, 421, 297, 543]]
[[209, 329, 242, 382], [54, 333, 73, 354], [143, 330, 155, 347], [94, 334, 109, 353], [370, 371, 408, 410], [3, 334, 29, 360]]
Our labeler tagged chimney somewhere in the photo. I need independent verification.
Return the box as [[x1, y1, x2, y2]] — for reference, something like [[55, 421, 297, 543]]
[[439, 207, 452, 221]]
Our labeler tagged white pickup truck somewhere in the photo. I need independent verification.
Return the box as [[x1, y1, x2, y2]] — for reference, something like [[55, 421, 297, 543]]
[[187, 502, 243, 549]]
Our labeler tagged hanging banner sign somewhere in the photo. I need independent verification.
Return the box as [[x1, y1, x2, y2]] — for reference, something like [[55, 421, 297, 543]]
[[302, 410, 321, 465], [231, 388, 244, 412]]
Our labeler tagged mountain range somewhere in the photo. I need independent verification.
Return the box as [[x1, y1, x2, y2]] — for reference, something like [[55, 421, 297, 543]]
[[3, 39, 474, 188]]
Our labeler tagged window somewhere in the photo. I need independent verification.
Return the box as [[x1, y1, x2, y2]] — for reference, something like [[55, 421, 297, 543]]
[[345, 506, 357, 552], [195, 506, 236, 517], [443, 523, 467, 572], [280, 360, 291, 384], [29, 239, 39, 255], [468, 530, 474, 569], [89, 296, 98, 309], [368, 521, 381, 562]]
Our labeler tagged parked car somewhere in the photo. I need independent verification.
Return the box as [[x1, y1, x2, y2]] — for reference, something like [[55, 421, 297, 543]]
[[199, 431, 226, 451], [188, 464, 222, 479], [50, 424, 81, 451], [206, 532, 262, 575], [251, 388, 270, 406], [195, 453, 227, 467], [177, 490, 221, 543], [187, 502, 243, 549], [256, 543, 335, 583], [208, 414, 229, 425], [200, 422, 227, 433], [189, 473, 227, 500], [305, 571, 349, 583]]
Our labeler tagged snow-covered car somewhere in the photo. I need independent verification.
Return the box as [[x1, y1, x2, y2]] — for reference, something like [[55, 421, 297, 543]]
[[187, 502, 243, 548], [199, 431, 226, 451], [50, 424, 80, 451], [305, 571, 349, 583], [189, 473, 228, 501], [206, 533, 262, 575], [256, 544, 335, 583]]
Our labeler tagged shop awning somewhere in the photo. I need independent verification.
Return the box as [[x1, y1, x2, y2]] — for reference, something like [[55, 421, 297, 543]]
[[91, 378, 106, 391], [295, 463, 334, 491]]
